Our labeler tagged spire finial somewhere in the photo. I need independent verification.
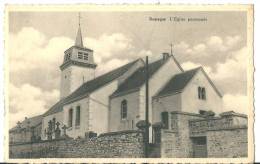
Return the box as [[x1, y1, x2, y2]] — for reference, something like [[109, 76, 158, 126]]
[[78, 12, 81, 27], [75, 13, 83, 47]]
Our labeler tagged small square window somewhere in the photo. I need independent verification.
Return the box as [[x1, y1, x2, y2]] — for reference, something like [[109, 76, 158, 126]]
[[65, 53, 71, 61], [83, 53, 88, 60], [78, 52, 83, 59]]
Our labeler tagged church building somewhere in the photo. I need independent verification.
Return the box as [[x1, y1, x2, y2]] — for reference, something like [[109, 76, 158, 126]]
[[38, 21, 225, 141], [41, 22, 145, 139], [8, 15, 249, 158]]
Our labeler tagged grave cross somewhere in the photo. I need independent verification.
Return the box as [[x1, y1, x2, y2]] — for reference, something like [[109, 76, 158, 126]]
[[55, 122, 61, 139], [62, 125, 68, 136]]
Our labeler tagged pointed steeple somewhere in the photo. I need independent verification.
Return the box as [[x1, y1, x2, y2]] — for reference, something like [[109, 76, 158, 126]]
[[60, 13, 97, 99], [75, 13, 83, 47]]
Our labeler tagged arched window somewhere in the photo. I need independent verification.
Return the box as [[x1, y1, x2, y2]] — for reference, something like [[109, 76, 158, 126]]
[[121, 100, 127, 120]]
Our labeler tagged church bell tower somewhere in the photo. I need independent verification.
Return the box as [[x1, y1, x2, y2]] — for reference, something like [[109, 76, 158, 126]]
[[60, 14, 97, 99]]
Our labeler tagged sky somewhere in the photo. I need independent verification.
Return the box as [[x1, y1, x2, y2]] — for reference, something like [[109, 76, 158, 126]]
[[8, 11, 249, 128]]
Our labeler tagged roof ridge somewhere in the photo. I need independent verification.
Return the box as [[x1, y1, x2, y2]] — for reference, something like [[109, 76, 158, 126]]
[[154, 65, 223, 98], [118, 58, 166, 83], [180, 66, 201, 73], [22, 114, 43, 120], [171, 55, 184, 72], [10, 114, 43, 131], [43, 59, 140, 117], [199, 68, 222, 97], [111, 57, 169, 98], [91, 58, 140, 81], [129, 57, 165, 71], [154, 66, 200, 98], [170, 66, 201, 77]]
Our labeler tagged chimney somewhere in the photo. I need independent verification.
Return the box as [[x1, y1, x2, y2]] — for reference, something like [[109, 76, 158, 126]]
[[162, 52, 170, 60]]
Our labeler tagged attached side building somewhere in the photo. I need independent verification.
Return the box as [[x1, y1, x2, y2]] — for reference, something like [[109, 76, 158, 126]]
[[9, 115, 43, 143], [152, 67, 223, 125], [109, 54, 184, 141]]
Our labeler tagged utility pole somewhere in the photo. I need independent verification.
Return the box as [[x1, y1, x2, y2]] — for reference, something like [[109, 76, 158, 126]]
[[145, 56, 149, 158]]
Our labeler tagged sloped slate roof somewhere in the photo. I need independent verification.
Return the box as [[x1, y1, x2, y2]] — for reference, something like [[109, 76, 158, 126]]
[[75, 24, 83, 47], [10, 115, 43, 132], [43, 59, 139, 117], [155, 67, 201, 97], [43, 99, 65, 117], [111, 58, 168, 97]]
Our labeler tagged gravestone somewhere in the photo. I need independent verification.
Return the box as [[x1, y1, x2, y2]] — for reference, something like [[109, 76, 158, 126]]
[[55, 122, 61, 139]]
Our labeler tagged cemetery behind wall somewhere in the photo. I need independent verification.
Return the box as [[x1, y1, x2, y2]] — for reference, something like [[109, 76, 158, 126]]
[[9, 114, 248, 158], [9, 130, 145, 158]]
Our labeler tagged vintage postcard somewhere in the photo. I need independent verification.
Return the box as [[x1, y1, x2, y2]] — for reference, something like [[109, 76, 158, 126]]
[[4, 4, 254, 163]]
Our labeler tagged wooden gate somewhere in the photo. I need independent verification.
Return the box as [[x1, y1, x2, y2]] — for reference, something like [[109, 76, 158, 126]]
[[191, 137, 207, 158]]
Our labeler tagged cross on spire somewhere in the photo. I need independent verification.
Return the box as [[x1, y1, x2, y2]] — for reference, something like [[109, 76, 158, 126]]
[[78, 12, 81, 27], [75, 12, 84, 47]]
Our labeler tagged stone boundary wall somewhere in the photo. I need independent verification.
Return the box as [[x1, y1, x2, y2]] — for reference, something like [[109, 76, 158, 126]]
[[160, 130, 181, 157], [160, 126, 248, 158], [159, 111, 248, 158], [160, 113, 202, 158], [207, 126, 248, 158], [9, 130, 145, 158]]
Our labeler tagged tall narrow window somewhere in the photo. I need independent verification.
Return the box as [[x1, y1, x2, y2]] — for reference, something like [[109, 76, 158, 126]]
[[68, 108, 73, 127], [161, 112, 169, 129], [201, 88, 206, 100], [121, 100, 127, 119], [198, 87, 202, 99], [76, 106, 81, 126]]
